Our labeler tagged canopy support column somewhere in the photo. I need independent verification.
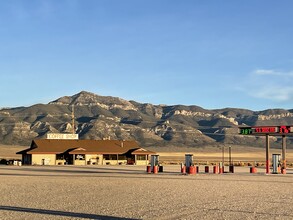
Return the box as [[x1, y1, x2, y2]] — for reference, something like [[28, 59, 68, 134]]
[[282, 135, 287, 174], [266, 134, 270, 174]]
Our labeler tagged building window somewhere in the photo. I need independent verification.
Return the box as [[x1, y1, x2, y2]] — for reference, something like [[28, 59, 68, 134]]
[[103, 154, 118, 160], [137, 155, 146, 160], [56, 154, 64, 160], [75, 154, 85, 160], [118, 155, 126, 160]]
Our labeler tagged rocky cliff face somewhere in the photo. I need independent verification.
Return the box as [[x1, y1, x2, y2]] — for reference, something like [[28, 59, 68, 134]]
[[0, 91, 292, 148]]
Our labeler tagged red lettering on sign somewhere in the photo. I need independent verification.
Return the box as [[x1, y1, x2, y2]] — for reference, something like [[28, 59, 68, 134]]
[[279, 126, 289, 134], [254, 127, 276, 133], [251, 126, 292, 134]]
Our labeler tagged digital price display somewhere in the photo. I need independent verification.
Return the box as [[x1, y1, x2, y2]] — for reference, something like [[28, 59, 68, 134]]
[[278, 126, 291, 134], [239, 127, 252, 135], [252, 127, 277, 134]]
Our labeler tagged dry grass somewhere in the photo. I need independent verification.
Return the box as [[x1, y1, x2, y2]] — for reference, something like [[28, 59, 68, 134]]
[[0, 145, 27, 160]]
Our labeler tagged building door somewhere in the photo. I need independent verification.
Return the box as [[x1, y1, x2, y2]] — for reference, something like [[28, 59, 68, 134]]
[[64, 154, 73, 165], [127, 155, 135, 165]]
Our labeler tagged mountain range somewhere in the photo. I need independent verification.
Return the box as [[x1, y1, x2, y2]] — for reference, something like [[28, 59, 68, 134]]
[[1, 91, 292, 149]]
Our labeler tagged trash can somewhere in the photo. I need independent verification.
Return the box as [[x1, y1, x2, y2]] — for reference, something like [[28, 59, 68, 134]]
[[229, 165, 234, 173], [159, 165, 163, 172], [250, 167, 257, 173]]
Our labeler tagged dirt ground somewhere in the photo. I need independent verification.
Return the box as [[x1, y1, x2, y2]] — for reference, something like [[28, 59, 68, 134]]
[[0, 165, 292, 220], [1, 144, 292, 219]]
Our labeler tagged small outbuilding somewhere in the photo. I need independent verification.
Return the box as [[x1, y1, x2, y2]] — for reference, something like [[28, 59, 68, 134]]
[[17, 139, 155, 166]]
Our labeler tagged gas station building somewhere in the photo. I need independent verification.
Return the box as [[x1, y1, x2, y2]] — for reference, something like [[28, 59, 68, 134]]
[[17, 139, 155, 166]]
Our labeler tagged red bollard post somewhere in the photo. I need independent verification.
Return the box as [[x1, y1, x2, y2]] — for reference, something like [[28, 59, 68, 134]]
[[153, 165, 158, 174], [281, 168, 286, 174], [213, 165, 219, 174], [189, 166, 196, 174], [181, 165, 186, 174], [147, 165, 151, 173]]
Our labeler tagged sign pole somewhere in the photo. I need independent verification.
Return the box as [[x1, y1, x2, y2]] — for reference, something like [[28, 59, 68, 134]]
[[282, 135, 286, 174], [266, 134, 270, 174]]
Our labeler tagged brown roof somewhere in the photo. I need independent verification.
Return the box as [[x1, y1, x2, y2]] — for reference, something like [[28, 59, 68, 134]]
[[131, 148, 156, 155], [17, 139, 155, 155]]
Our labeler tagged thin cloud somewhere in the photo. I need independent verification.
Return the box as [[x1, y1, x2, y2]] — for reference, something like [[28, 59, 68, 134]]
[[237, 69, 293, 102], [253, 86, 293, 101], [254, 69, 280, 75], [253, 69, 293, 77]]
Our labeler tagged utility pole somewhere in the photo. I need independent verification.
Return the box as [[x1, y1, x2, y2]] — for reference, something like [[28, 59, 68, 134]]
[[71, 105, 75, 134], [229, 146, 234, 173], [222, 145, 225, 167], [229, 146, 232, 167]]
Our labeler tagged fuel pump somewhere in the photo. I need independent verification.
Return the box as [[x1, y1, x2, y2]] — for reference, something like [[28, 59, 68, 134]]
[[185, 154, 193, 173], [272, 154, 281, 174], [150, 155, 159, 173]]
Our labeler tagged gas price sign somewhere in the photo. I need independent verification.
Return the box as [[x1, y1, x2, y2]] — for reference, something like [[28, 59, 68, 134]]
[[239, 126, 292, 135]]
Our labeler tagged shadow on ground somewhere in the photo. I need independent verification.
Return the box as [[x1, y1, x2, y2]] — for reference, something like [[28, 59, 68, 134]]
[[0, 206, 138, 220]]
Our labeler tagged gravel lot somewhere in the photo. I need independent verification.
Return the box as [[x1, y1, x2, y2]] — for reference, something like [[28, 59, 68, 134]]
[[0, 165, 292, 220]]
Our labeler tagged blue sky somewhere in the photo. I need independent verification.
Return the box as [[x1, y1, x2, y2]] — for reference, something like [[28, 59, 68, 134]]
[[1, 0, 293, 110]]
